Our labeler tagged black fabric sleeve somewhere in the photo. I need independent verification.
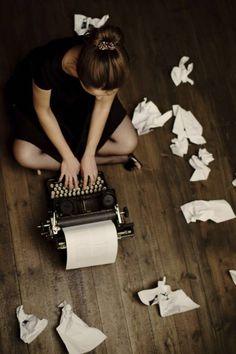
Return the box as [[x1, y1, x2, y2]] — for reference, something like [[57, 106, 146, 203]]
[[30, 47, 52, 90]]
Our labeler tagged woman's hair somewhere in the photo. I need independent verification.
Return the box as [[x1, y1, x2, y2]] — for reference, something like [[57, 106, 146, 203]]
[[77, 25, 129, 90]]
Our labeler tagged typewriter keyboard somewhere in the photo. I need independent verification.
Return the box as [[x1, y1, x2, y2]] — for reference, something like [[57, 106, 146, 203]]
[[48, 175, 107, 199]]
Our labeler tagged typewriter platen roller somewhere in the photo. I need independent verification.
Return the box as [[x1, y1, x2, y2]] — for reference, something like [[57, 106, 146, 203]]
[[38, 172, 134, 250]]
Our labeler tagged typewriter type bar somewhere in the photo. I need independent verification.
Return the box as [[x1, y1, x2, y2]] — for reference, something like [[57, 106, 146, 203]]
[[38, 172, 134, 249]]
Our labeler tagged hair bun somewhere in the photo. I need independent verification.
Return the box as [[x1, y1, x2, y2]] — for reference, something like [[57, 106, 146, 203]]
[[87, 25, 124, 48], [77, 24, 129, 90]]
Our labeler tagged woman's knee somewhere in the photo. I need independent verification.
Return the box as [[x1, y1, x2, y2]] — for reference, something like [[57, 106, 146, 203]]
[[112, 116, 138, 154], [122, 130, 138, 154], [13, 139, 38, 167]]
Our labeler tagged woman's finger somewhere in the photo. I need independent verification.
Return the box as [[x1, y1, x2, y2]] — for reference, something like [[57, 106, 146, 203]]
[[73, 175, 79, 189], [64, 175, 69, 188], [90, 174, 96, 186], [83, 174, 88, 190], [68, 175, 73, 190], [59, 171, 64, 182]]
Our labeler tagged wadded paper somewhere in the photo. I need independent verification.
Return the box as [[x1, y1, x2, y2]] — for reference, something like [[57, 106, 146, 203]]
[[56, 301, 106, 354], [229, 270, 236, 285], [181, 200, 236, 223], [138, 277, 200, 317], [74, 14, 109, 35], [132, 97, 172, 135], [171, 56, 194, 86], [16, 305, 48, 344]]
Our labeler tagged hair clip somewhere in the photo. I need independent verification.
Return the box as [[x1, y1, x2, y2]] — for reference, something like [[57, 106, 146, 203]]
[[97, 41, 116, 51]]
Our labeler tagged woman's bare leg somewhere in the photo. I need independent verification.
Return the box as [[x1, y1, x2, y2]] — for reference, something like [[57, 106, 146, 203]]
[[95, 116, 141, 168], [95, 154, 128, 165], [13, 139, 60, 170], [13, 116, 140, 170]]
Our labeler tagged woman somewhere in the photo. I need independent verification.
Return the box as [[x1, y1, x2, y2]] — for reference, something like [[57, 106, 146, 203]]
[[7, 25, 141, 190]]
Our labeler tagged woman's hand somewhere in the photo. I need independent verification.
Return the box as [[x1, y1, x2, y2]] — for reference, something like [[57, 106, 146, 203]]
[[59, 156, 80, 189], [80, 153, 98, 190]]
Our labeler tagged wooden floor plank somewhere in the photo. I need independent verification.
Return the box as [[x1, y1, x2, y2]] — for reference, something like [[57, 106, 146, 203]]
[[0, 155, 28, 354]]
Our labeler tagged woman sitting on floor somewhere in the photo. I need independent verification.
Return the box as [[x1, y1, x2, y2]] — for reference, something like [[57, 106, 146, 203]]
[[7, 25, 141, 189]]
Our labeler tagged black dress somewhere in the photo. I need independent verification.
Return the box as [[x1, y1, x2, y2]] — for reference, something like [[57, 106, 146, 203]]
[[6, 36, 127, 162]]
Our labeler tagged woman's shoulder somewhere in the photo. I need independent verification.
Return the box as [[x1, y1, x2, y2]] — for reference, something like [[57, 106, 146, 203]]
[[29, 36, 84, 90], [45, 36, 84, 50], [29, 36, 83, 60]]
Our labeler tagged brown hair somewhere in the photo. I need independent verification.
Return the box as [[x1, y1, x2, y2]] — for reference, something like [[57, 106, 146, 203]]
[[77, 25, 129, 90]]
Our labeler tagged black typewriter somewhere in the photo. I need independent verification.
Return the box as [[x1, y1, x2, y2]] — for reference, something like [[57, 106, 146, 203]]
[[38, 172, 134, 249]]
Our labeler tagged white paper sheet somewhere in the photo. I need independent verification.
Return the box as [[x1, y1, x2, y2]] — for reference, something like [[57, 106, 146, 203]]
[[158, 289, 200, 317], [232, 173, 236, 186], [229, 270, 236, 285], [181, 200, 236, 223], [132, 97, 172, 135], [64, 220, 118, 269], [171, 56, 194, 86], [198, 148, 214, 165], [173, 105, 206, 144], [189, 155, 211, 181], [16, 305, 48, 344], [138, 277, 200, 317], [170, 137, 189, 157], [57, 301, 106, 354], [74, 14, 109, 35]]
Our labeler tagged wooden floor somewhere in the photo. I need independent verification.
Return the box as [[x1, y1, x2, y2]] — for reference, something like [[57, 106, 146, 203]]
[[1, 0, 236, 353]]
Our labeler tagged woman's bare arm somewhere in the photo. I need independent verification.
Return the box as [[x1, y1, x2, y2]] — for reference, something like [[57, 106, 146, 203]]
[[32, 82, 74, 160], [32, 82, 80, 188], [81, 91, 117, 187]]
